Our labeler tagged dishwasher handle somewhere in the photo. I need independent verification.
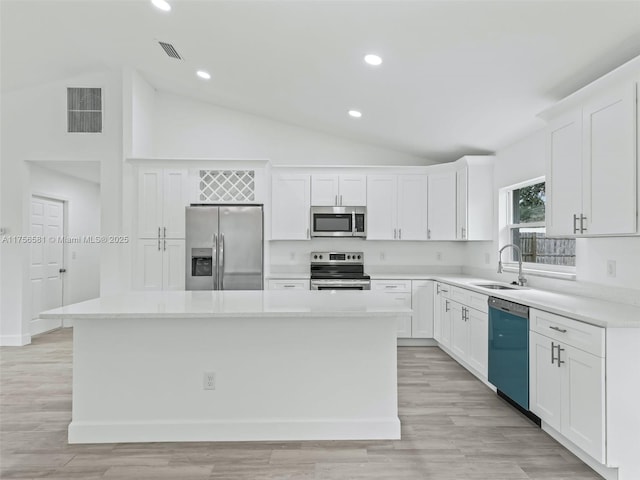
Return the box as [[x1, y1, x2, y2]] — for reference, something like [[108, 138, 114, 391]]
[[488, 297, 529, 318]]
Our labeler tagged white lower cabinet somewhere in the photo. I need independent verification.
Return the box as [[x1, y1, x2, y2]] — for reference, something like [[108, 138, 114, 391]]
[[449, 299, 488, 378], [411, 280, 434, 338], [530, 308, 605, 464], [439, 296, 453, 348], [371, 280, 412, 337], [135, 239, 185, 291]]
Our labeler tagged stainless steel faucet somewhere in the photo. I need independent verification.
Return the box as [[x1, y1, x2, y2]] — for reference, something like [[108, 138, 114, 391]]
[[498, 243, 527, 286]]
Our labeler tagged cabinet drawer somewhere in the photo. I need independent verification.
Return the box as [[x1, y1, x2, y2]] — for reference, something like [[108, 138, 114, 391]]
[[384, 292, 412, 307], [435, 282, 453, 299], [449, 286, 488, 313], [268, 279, 309, 290], [371, 280, 412, 293], [530, 308, 604, 357]]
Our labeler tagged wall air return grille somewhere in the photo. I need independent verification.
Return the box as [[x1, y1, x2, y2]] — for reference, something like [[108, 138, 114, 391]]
[[159, 41, 182, 60], [67, 87, 102, 133], [199, 170, 256, 203]]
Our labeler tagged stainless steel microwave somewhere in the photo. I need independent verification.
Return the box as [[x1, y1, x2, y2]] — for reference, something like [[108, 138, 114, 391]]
[[310, 206, 366, 238]]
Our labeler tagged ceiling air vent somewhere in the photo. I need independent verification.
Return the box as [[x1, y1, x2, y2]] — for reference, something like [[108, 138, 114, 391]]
[[158, 41, 182, 60], [67, 87, 102, 133]]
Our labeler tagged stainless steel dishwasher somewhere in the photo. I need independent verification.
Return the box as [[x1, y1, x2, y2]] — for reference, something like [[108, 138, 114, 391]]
[[488, 297, 540, 424]]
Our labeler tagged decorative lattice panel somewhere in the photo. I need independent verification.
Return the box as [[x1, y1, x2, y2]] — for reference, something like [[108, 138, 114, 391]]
[[199, 170, 255, 203]]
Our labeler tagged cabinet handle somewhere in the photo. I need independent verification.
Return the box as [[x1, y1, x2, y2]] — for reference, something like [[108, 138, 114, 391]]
[[427, 229, 431, 239], [399, 228, 402, 240], [394, 228, 397, 240], [306, 227, 310, 239], [283, 284, 296, 288], [445, 300, 450, 312], [461, 227, 466, 239], [573, 214, 579, 234], [436, 284, 441, 294], [549, 326, 567, 333], [557, 345, 565, 367], [385, 285, 398, 289], [551, 341, 558, 365], [163, 227, 167, 239], [441, 288, 448, 293], [335, 195, 338, 206], [340, 194, 343, 206], [580, 214, 587, 233], [157, 227, 161, 251]]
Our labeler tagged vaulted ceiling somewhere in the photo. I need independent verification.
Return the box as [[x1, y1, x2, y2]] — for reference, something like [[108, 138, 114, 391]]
[[2, 0, 639, 162]]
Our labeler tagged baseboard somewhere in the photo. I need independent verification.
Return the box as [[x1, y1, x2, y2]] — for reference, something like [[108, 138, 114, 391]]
[[397, 338, 437, 347], [30, 318, 62, 336], [0, 334, 31, 346], [68, 417, 402, 444], [542, 421, 618, 480]]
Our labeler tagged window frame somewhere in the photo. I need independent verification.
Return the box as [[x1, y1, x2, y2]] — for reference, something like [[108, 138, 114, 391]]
[[499, 176, 576, 280]]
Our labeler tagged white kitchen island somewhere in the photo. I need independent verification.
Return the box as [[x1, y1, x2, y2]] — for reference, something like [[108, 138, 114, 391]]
[[40, 290, 408, 444]]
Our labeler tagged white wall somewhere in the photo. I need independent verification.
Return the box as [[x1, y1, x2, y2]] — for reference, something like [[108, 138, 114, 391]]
[[465, 128, 640, 300], [0, 70, 123, 345], [152, 91, 433, 166], [29, 165, 101, 305]]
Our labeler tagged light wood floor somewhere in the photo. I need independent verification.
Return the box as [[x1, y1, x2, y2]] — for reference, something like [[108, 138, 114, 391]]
[[1, 328, 601, 479]]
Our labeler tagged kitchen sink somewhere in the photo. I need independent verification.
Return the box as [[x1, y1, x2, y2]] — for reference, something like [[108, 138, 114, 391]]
[[472, 283, 520, 290]]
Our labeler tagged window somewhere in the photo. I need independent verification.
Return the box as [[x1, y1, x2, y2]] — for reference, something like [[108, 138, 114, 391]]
[[502, 178, 576, 273]]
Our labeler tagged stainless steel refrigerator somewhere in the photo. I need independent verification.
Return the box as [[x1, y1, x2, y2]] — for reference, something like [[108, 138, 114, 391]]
[[185, 205, 263, 290]]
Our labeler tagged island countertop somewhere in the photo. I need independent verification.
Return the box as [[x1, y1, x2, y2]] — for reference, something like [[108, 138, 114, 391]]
[[40, 290, 412, 320]]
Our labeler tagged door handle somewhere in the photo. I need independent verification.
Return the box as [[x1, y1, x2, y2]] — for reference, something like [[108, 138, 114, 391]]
[[213, 233, 218, 290], [219, 233, 225, 290], [557, 345, 565, 367]]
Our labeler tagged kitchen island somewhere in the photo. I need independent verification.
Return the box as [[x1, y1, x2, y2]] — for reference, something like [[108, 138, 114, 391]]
[[40, 290, 409, 444]]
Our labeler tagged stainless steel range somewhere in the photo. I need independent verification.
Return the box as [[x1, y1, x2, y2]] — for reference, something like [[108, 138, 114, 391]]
[[310, 252, 371, 290]]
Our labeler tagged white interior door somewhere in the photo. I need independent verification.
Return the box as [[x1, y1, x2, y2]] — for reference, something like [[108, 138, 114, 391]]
[[30, 196, 64, 334]]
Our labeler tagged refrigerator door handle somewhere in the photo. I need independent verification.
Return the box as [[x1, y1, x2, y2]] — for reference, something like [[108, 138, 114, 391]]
[[213, 233, 218, 290], [219, 233, 225, 290]]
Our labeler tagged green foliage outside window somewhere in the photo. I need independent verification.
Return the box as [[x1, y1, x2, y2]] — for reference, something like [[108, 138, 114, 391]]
[[512, 182, 545, 223]]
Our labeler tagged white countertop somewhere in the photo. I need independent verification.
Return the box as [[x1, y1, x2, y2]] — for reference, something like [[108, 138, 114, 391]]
[[432, 275, 640, 329], [40, 290, 411, 320]]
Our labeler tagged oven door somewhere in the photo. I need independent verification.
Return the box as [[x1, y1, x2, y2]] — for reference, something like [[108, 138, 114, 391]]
[[310, 279, 371, 290]]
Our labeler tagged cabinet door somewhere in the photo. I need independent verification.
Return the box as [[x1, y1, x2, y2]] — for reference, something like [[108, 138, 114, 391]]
[[440, 297, 454, 348], [163, 239, 185, 290], [311, 175, 339, 206], [163, 170, 188, 239], [397, 175, 428, 240], [467, 308, 488, 377], [455, 167, 468, 240], [561, 344, 605, 463], [433, 284, 443, 342], [546, 110, 583, 236], [135, 239, 163, 290], [411, 280, 434, 338], [272, 175, 311, 240], [366, 175, 397, 240], [529, 332, 562, 431], [450, 302, 468, 359], [427, 171, 456, 240], [339, 175, 367, 206], [137, 168, 163, 239], [582, 83, 637, 235]]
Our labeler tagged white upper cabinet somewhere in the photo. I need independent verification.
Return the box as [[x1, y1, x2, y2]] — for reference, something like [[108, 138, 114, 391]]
[[455, 157, 494, 240], [137, 168, 189, 239], [397, 175, 428, 240], [311, 174, 366, 206], [427, 171, 457, 240], [545, 78, 638, 236], [366, 175, 398, 240], [272, 174, 311, 240], [366, 174, 428, 240]]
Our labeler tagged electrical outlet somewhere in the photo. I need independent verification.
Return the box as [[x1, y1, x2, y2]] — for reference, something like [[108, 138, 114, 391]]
[[436, 252, 442, 261], [203, 372, 216, 390], [484, 253, 490, 264], [607, 260, 616, 278], [380, 252, 385, 261]]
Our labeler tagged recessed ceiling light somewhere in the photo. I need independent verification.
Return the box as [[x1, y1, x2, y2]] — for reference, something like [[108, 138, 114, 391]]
[[348, 110, 362, 118], [196, 70, 211, 80], [364, 54, 383, 66], [151, 0, 171, 12]]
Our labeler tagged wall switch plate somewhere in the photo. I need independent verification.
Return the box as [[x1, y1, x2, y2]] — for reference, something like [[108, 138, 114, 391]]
[[607, 260, 616, 278], [436, 252, 442, 261], [203, 372, 216, 390]]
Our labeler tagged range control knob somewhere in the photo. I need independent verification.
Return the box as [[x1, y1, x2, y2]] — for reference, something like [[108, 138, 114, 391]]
[[319, 255, 323, 260], [313, 254, 318, 259], [347, 255, 351, 259]]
